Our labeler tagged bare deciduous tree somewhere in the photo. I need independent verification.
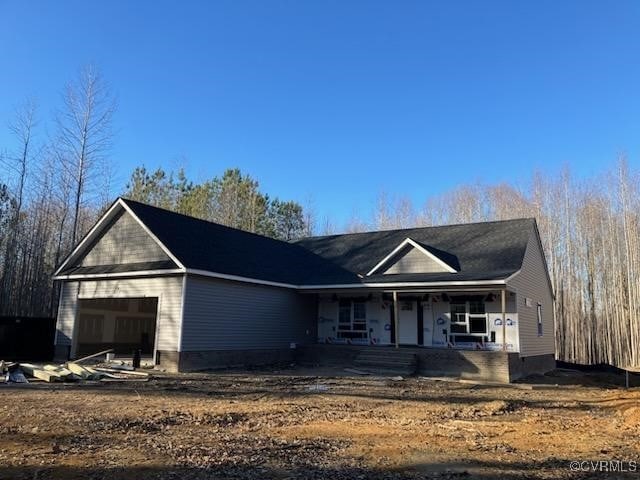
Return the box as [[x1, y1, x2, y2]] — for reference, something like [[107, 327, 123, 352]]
[[55, 66, 116, 245]]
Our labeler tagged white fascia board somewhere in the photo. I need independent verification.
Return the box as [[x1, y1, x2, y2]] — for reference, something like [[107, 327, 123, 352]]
[[53, 268, 185, 281], [298, 279, 507, 290], [53, 200, 123, 276], [56, 267, 510, 290], [366, 237, 458, 276], [119, 199, 186, 270], [185, 269, 298, 289]]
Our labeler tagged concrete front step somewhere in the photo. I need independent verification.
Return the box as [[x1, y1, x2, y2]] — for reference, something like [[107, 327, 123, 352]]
[[356, 352, 418, 360], [354, 359, 418, 367], [353, 350, 418, 376], [357, 352, 416, 362]]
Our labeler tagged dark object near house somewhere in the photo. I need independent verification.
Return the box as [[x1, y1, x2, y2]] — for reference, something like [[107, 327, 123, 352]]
[[0, 316, 56, 361]]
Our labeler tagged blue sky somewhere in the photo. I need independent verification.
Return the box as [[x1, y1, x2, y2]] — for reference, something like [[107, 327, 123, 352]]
[[1, 1, 639, 225]]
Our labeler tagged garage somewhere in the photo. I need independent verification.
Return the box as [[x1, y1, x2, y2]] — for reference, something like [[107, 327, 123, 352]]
[[75, 297, 158, 357]]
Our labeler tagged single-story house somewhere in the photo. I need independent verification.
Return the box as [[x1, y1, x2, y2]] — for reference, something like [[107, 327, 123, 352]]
[[53, 198, 555, 382]]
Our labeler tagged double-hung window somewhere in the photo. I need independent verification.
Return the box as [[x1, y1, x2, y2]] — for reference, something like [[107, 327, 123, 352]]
[[337, 300, 368, 339], [449, 298, 487, 335], [468, 300, 487, 334], [450, 302, 467, 333], [537, 303, 543, 336]]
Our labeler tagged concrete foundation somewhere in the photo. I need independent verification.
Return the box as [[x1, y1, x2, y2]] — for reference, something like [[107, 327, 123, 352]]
[[156, 348, 298, 372], [297, 344, 556, 383], [508, 353, 557, 380]]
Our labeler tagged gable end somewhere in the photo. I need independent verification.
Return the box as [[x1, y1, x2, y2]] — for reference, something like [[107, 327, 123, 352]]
[[367, 238, 458, 276], [75, 209, 173, 268]]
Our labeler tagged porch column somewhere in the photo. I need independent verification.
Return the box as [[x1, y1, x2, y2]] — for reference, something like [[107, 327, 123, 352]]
[[501, 288, 507, 352], [393, 291, 399, 349]]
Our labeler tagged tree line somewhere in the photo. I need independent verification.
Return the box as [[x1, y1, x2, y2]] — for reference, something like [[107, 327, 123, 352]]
[[0, 67, 308, 319], [342, 162, 640, 368], [1, 67, 639, 367]]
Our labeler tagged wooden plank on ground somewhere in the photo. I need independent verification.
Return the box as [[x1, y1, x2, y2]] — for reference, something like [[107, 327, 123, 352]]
[[74, 349, 115, 364], [93, 367, 150, 377], [31, 369, 59, 382], [66, 362, 92, 379]]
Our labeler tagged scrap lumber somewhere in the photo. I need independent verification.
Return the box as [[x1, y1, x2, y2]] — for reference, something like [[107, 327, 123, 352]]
[[32, 370, 59, 382], [74, 349, 115, 364], [106, 363, 135, 371], [100, 377, 149, 383], [93, 367, 150, 377], [66, 362, 92, 379], [19, 364, 59, 382]]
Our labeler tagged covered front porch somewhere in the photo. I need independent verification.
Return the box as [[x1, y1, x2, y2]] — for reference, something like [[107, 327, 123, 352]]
[[315, 287, 519, 353]]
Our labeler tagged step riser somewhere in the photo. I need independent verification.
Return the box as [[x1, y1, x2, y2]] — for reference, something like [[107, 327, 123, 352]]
[[355, 356, 417, 362], [353, 351, 418, 376], [355, 354, 417, 360], [354, 360, 417, 367]]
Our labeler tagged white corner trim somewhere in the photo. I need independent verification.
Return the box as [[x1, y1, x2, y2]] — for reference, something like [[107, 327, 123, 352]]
[[177, 273, 188, 353], [366, 237, 458, 276], [118, 199, 186, 270], [53, 200, 124, 276], [53, 268, 185, 281]]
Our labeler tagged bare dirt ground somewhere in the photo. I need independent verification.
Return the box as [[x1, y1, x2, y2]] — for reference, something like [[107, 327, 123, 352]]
[[1, 367, 639, 480]]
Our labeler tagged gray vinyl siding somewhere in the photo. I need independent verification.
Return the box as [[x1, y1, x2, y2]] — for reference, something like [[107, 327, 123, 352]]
[[507, 229, 555, 357], [77, 210, 172, 267], [384, 245, 450, 274], [181, 275, 316, 351], [54, 275, 185, 353], [55, 281, 80, 346]]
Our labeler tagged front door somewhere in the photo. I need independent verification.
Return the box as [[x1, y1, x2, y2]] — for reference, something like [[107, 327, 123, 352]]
[[398, 300, 418, 344]]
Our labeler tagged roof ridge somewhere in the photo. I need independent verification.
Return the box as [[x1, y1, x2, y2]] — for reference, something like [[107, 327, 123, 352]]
[[298, 217, 536, 241], [120, 197, 303, 248]]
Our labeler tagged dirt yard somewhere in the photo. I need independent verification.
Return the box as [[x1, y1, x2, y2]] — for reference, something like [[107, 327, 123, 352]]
[[1, 367, 639, 480]]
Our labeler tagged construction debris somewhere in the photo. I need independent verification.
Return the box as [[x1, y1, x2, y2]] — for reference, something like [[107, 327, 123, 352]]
[[73, 348, 114, 364], [1, 351, 151, 384]]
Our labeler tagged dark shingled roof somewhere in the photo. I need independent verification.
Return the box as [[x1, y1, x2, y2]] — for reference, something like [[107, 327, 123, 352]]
[[121, 199, 359, 285], [294, 218, 535, 285], [68, 199, 534, 287]]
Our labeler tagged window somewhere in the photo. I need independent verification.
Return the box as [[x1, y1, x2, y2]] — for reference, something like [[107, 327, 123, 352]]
[[450, 298, 487, 335], [339, 300, 351, 327], [537, 303, 543, 336], [450, 302, 467, 334], [469, 300, 485, 315], [353, 301, 367, 331], [337, 300, 368, 339], [470, 316, 487, 334]]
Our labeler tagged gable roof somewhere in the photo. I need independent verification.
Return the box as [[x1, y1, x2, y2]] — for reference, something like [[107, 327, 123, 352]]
[[55, 197, 536, 288], [366, 237, 458, 275], [294, 217, 535, 285]]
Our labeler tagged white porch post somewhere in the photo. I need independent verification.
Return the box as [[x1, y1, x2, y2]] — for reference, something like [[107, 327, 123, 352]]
[[501, 288, 507, 352], [393, 290, 399, 349]]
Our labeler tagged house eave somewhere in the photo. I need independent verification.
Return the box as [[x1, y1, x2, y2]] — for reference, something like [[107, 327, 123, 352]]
[[54, 266, 513, 292], [53, 268, 186, 281]]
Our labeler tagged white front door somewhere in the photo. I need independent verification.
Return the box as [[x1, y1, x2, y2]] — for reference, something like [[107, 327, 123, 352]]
[[398, 300, 418, 344]]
